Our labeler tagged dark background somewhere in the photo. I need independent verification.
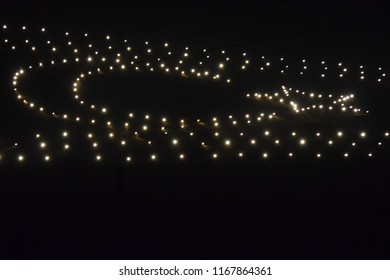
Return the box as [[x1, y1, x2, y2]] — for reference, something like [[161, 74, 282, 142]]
[[0, 0, 390, 259]]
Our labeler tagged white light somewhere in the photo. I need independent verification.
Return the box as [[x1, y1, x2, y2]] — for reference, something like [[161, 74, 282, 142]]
[[18, 155, 24, 162], [225, 140, 231, 146], [360, 132, 366, 138], [337, 131, 343, 137], [172, 139, 178, 145], [40, 142, 46, 149], [262, 153, 268, 159], [212, 153, 218, 159], [63, 131, 68, 137], [151, 154, 157, 161], [44, 155, 50, 161], [96, 155, 102, 161], [299, 139, 306, 145], [179, 154, 185, 160], [344, 153, 349, 158], [126, 157, 131, 162]]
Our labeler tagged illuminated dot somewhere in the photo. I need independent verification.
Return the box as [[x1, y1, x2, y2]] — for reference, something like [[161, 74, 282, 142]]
[[262, 153, 268, 159], [225, 140, 231, 146], [40, 142, 46, 149], [316, 153, 321, 158], [18, 155, 24, 162], [344, 153, 349, 158], [337, 131, 343, 137], [172, 139, 178, 145], [299, 139, 306, 146], [288, 153, 293, 157], [212, 153, 218, 159], [126, 157, 131, 162], [44, 155, 50, 161], [179, 154, 185, 160], [151, 154, 157, 161], [360, 132, 366, 138], [64, 144, 70, 150], [96, 155, 102, 161]]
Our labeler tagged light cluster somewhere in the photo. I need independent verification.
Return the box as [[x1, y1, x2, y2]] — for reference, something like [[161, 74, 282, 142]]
[[0, 24, 389, 163]]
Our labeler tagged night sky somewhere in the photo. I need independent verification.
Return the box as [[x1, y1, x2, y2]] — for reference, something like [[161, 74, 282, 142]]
[[0, 0, 390, 259]]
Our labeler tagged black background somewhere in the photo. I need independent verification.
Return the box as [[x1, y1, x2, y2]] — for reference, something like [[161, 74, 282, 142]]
[[0, 0, 390, 259]]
